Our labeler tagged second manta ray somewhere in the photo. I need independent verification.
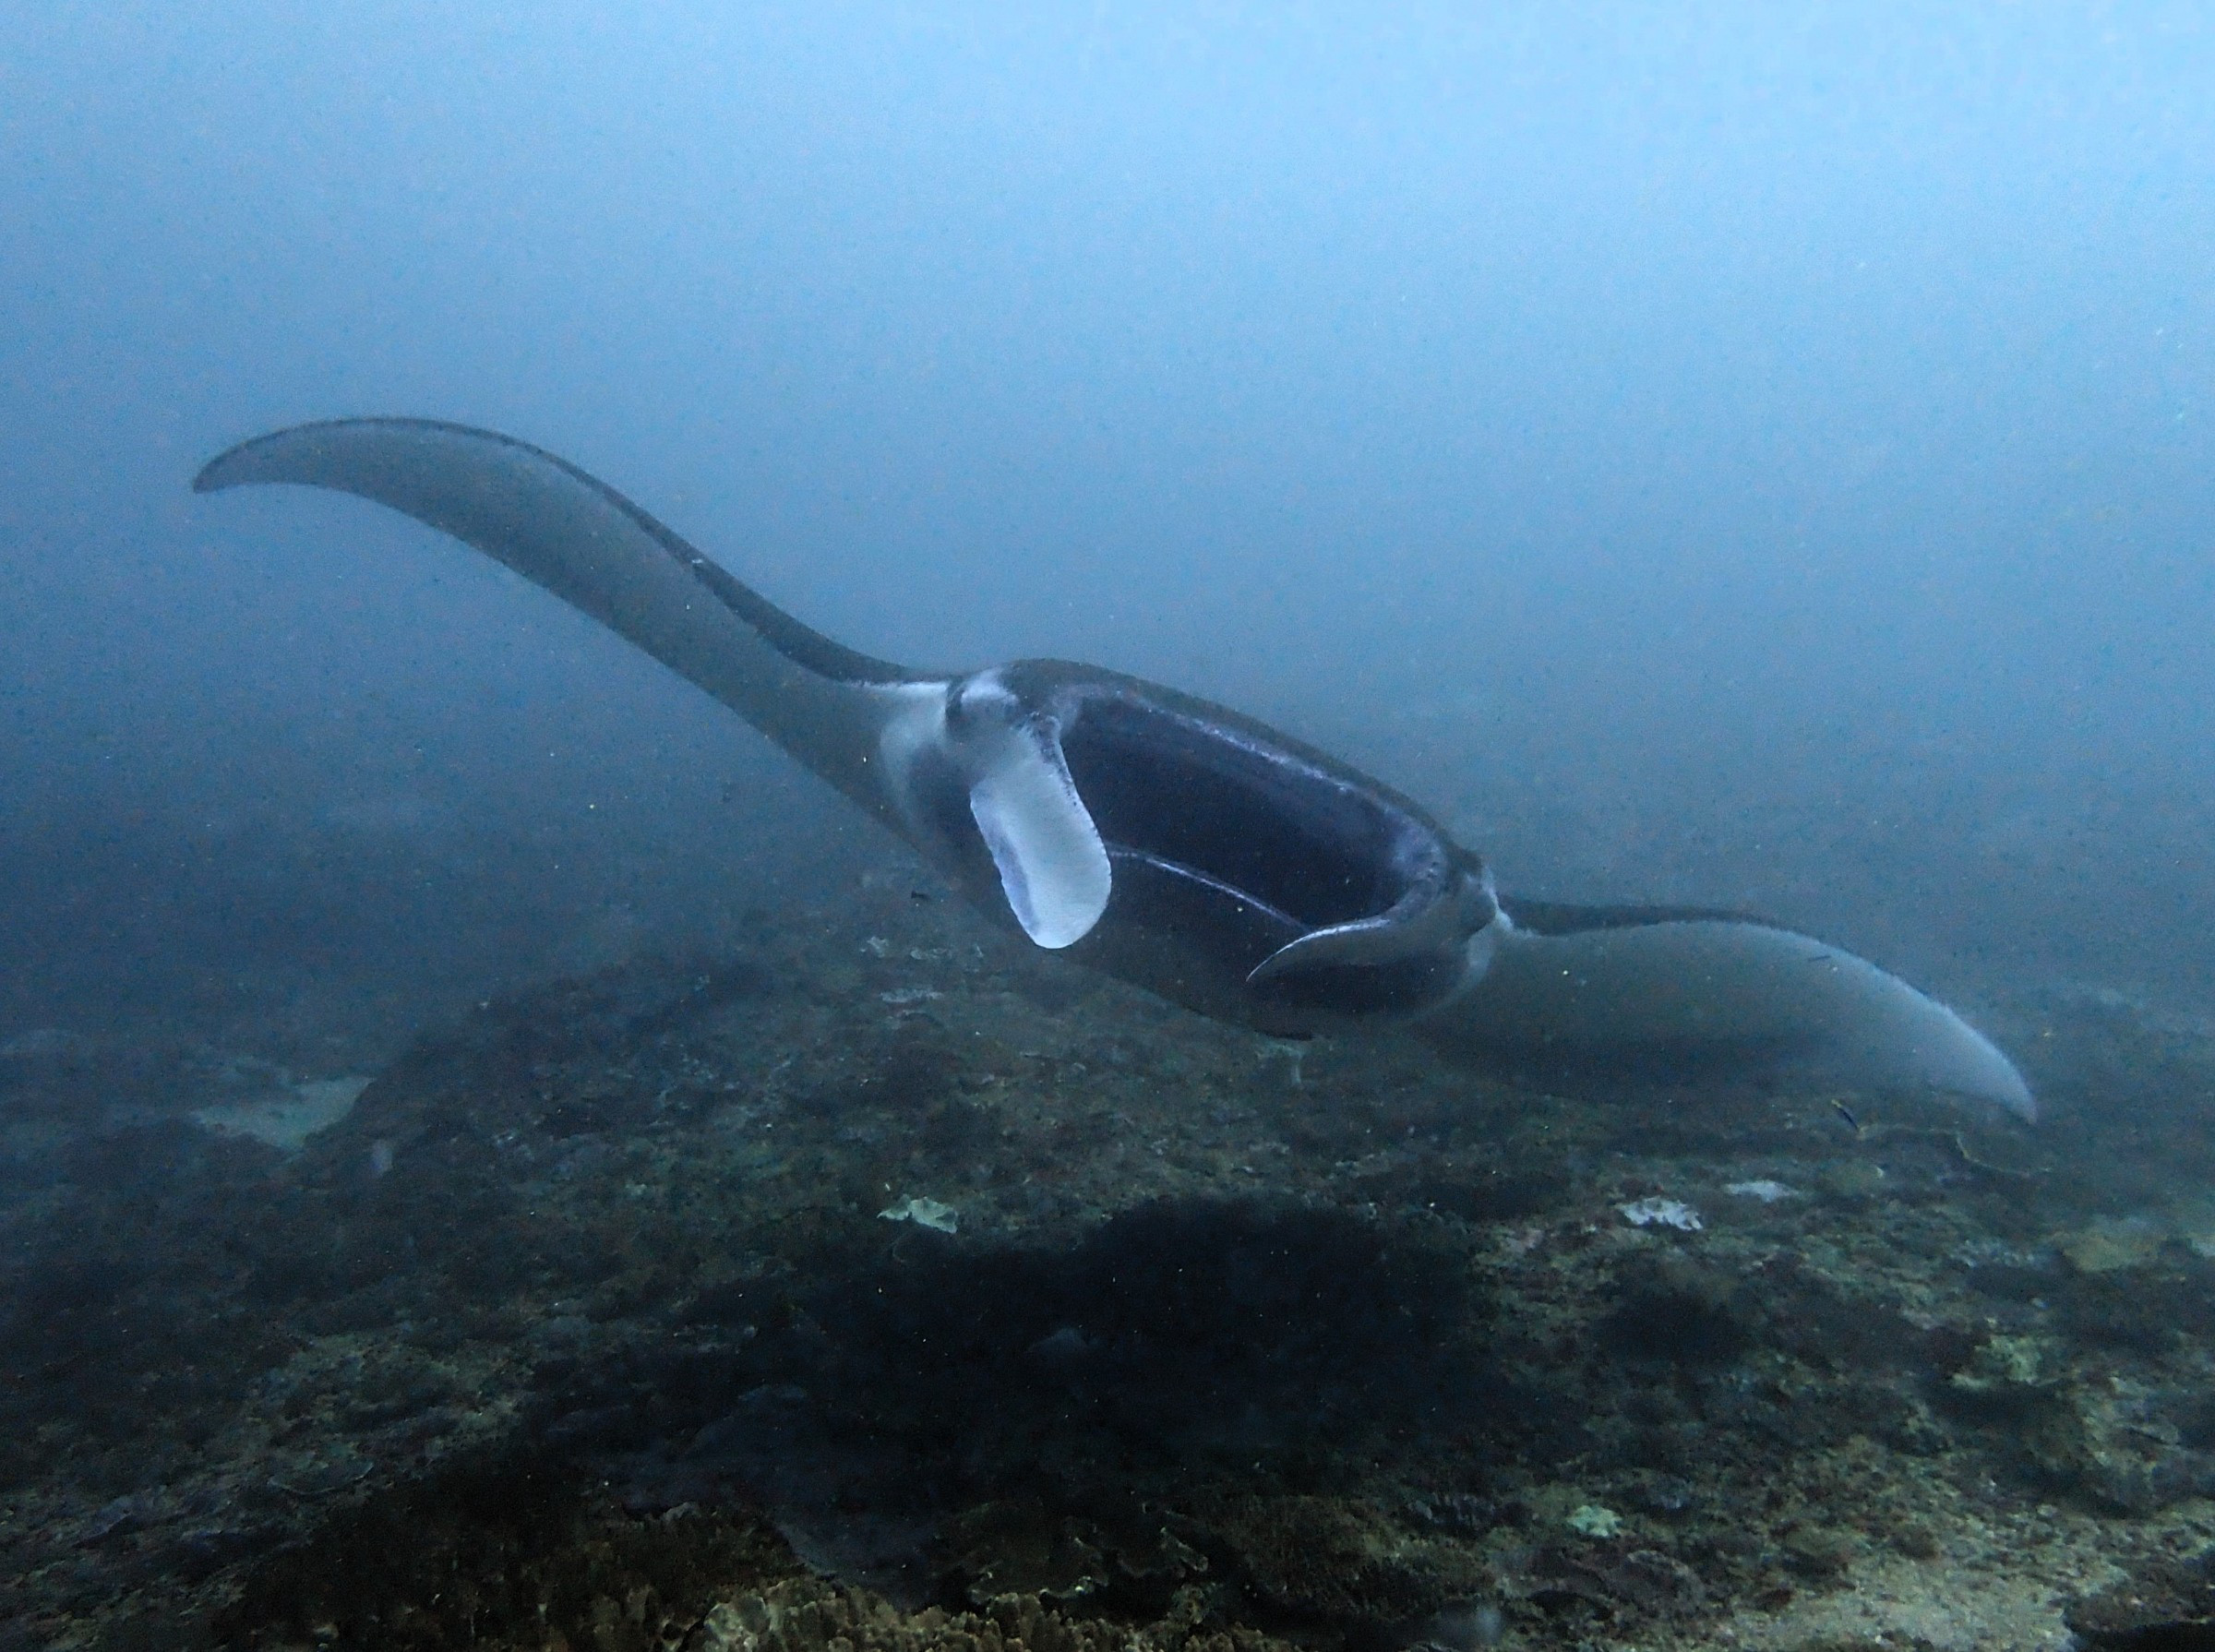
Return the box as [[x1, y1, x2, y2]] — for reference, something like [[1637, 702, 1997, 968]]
[[197, 419, 2034, 1119]]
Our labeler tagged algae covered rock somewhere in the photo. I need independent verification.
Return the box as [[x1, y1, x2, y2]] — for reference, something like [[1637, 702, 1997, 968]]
[[683, 1578, 1290, 1652], [1946, 1332, 2057, 1396], [1204, 1495, 1489, 1628], [2065, 1546, 2215, 1648], [2058, 1215, 2168, 1275]]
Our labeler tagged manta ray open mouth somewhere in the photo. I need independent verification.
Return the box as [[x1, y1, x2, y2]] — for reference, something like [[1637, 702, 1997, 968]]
[[1058, 691, 1431, 934], [1037, 685, 1486, 1018]]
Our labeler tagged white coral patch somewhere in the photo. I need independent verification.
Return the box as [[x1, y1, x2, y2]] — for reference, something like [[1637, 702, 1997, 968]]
[[1617, 1197, 1704, 1231], [878, 1195, 959, 1233], [1726, 1179, 1801, 1203]]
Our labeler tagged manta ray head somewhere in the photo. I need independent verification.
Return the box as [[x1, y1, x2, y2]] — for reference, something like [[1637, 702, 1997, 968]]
[[886, 660, 1503, 1029]]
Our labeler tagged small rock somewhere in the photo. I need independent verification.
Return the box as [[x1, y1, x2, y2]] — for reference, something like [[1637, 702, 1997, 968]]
[[1815, 1159, 1886, 1199]]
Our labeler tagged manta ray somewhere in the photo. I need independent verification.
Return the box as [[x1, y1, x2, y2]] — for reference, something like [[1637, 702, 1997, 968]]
[[196, 419, 2032, 1119]]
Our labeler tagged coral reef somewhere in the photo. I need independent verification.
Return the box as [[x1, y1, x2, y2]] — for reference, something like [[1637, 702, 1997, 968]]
[[4, 871, 2215, 1648]]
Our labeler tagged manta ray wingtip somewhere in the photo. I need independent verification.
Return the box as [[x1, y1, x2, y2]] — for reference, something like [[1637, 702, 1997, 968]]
[[190, 442, 245, 493], [1975, 1049, 2037, 1122], [193, 422, 332, 493]]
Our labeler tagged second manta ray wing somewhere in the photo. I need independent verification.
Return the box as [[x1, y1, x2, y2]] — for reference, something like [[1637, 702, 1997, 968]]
[[196, 417, 2033, 1117], [1419, 904, 2034, 1119]]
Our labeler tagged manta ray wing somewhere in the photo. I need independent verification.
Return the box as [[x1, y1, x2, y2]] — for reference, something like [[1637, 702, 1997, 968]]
[[197, 418, 936, 824], [1424, 904, 2034, 1119]]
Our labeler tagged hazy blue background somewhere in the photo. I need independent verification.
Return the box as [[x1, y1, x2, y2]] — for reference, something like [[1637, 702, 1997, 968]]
[[3, 2, 2210, 1043]]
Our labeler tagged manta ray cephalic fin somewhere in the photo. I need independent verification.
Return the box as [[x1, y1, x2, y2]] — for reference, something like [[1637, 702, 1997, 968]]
[[965, 720, 1112, 949]]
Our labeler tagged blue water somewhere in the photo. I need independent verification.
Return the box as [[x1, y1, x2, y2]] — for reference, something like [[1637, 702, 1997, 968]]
[[5, 5, 2211, 1031]]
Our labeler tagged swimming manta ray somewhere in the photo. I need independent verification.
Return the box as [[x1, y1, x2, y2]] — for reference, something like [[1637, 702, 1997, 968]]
[[196, 419, 2033, 1119]]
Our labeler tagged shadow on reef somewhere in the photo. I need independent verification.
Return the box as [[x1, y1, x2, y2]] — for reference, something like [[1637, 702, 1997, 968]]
[[213, 1443, 1334, 1652], [530, 1197, 1514, 1618], [214, 1452, 799, 1651], [2065, 1543, 2215, 1650]]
